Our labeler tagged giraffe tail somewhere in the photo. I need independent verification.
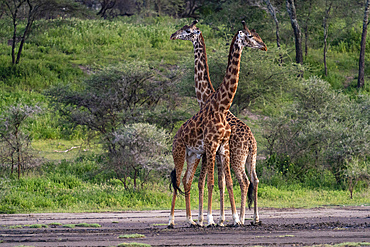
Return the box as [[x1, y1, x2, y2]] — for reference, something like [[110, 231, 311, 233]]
[[247, 181, 254, 209], [169, 169, 185, 196]]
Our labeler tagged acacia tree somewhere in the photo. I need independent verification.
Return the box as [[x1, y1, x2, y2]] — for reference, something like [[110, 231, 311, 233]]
[[358, 0, 370, 88], [1, 0, 79, 65], [110, 123, 173, 189], [0, 104, 41, 179]]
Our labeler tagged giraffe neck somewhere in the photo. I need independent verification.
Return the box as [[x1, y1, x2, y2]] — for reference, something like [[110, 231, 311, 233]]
[[215, 35, 243, 114], [192, 33, 215, 108]]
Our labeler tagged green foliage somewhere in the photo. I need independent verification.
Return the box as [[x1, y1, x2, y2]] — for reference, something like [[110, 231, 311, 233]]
[[345, 157, 370, 199], [0, 104, 42, 178], [261, 77, 370, 185], [108, 123, 174, 189], [0, 11, 369, 212]]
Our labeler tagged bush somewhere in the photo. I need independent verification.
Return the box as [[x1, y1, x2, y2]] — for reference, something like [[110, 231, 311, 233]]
[[261, 76, 370, 186], [108, 123, 174, 190], [0, 104, 42, 178]]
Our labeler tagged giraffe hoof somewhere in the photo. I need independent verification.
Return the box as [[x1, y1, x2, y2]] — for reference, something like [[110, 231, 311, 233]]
[[167, 224, 175, 229], [251, 221, 262, 226], [207, 223, 216, 228], [233, 222, 242, 227], [190, 223, 199, 228], [217, 222, 225, 227]]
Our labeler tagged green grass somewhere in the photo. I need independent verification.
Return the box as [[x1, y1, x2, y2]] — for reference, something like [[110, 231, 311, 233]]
[[6, 225, 23, 229], [32, 139, 101, 161], [118, 234, 145, 239], [62, 224, 75, 228], [75, 223, 101, 227], [29, 224, 48, 228], [1, 161, 369, 214]]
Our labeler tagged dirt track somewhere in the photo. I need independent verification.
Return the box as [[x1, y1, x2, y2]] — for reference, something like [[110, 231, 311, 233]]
[[1, 206, 370, 246]]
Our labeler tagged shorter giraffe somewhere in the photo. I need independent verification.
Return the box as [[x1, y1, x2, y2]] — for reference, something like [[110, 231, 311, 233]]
[[170, 20, 264, 225], [168, 21, 266, 228]]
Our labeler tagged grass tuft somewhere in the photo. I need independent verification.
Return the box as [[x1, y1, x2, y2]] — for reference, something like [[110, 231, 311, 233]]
[[75, 223, 102, 227], [29, 224, 48, 228], [62, 224, 75, 228], [118, 234, 146, 239]]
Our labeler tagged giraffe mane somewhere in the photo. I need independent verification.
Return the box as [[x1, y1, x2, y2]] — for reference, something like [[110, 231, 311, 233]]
[[227, 32, 238, 67], [199, 32, 215, 92]]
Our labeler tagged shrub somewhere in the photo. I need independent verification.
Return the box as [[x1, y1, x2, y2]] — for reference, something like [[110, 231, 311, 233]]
[[0, 104, 42, 178], [345, 157, 370, 199], [261, 77, 370, 186], [108, 123, 174, 190]]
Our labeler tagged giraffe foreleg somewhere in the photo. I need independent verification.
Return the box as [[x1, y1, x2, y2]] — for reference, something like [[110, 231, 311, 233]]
[[220, 143, 241, 226], [205, 145, 217, 227], [197, 155, 207, 227]]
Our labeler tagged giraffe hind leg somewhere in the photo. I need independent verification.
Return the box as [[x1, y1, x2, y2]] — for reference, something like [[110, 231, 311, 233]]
[[183, 153, 200, 227], [247, 152, 259, 224], [216, 155, 226, 226]]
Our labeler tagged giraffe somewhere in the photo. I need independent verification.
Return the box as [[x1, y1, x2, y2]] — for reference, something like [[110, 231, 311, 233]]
[[168, 21, 267, 228], [170, 20, 265, 225]]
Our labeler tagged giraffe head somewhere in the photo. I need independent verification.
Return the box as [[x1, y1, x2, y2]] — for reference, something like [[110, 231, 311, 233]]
[[170, 20, 201, 42], [234, 21, 267, 51]]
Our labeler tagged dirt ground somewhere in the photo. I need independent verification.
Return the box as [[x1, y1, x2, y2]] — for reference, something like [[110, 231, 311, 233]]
[[1, 206, 370, 247]]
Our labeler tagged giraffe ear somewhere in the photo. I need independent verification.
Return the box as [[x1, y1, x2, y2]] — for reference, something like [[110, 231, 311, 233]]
[[191, 20, 199, 27]]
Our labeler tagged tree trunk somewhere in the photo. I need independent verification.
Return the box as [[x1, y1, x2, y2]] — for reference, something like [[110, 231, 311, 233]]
[[263, 0, 280, 48], [323, 1, 332, 77], [304, 0, 312, 57], [358, 0, 370, 88], [11, 19, 17, 65], [286, 0, 303, 65], [156, 0, 161, 15], [263, 0, 283, 64], [16, 6, 34, 64]]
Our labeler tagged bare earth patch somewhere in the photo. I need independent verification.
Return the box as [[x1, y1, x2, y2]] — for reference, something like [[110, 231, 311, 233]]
[[1, 206, 369, 246]]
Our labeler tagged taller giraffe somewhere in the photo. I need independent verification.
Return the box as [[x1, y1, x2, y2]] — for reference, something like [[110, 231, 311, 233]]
[[170, 20, 264, 224], [168, 21, 267, 228]]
